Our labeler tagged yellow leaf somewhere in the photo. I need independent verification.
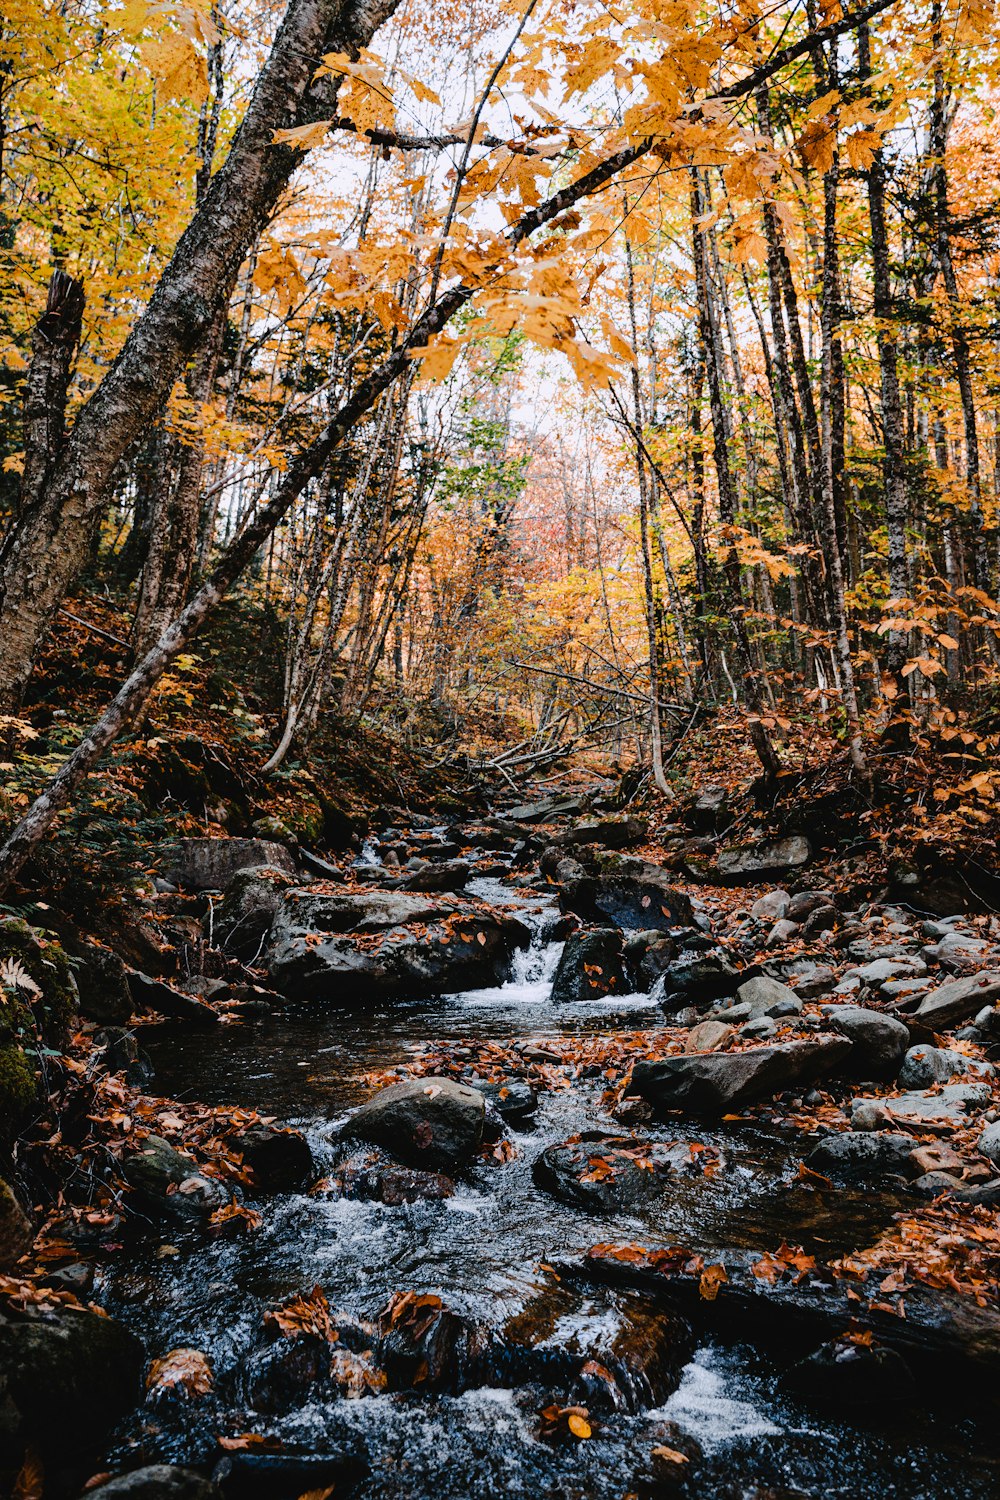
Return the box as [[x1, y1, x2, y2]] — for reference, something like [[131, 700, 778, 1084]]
[[410, 77, 441, 106], [567, 1413, 592, 1439], [272, 120, 332, 151], [141, 33, 209, 103], [651, 1444, 690, 1465], [409, 335, 463, 383], [843, 130, 878, 170]]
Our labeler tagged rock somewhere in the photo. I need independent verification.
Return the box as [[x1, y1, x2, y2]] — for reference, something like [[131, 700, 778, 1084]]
[[94, 1027, 153, 1085], [898, 1044, 994, 1090], [684, 1020, 735, 1053], [214, 864, 296, 959], [631, 1036, 852, 1114], [751, 890, 790, 921], [909, 1142, 964, 1176], [623, 930, 678, 988], [397, 859, 472, 892], [123, 1135, 229, 1223], [733, 974, 802, 1019], [559, 860, 693, 933], [845, 957, 926, 987], [822, 1006, 909, 1076], [652, 952, 741, 1011], [689, 787, 731, 833], [741, 1017, 777, 1039], [786, 890, 835, 922], [80, 1468, 222, 1500], [787, 965, 838, 999], [0, 1176, 32, 1269], [227, 1124, 313, 1192], [126, 970, 219, 1024], [267, 888, 528, 1002], [923, 930, 990, 972], [506, 796, 586, 823], [911, 1171, 965, 1198], [549, 817, 649, 849], [805, 1131, 916, 1181], [332, 1156, 456, 1204], [73, 942, 133, 1024], [160, 837, 296, 891], [978, 1120, 1000, 1164], [851, 1083, 992, 1133], [488, 1285, 693, 1413], [913, 970, 1000, 1029], [801, 904, 839, 938], [715, 835, 812, 883], [532, 1134, 694, 1211], [767, 918, 799, 946], [784, 1338, 915, 1406], [0, 1304, 143, 1457], [344, 1077, 485, 1170], [0, 918, 78, 1132], [550, 929, 628, 1004], [475, 1078, 538, 1123]]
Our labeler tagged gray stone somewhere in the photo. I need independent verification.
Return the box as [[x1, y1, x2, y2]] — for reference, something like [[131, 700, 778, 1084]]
[[716, 835, 812, 883], [652, 951, 740, 1010], [914, 970, 1000, 1030], [734, 974, 802, 1018], [978, 1120, 1000, 1164], [767, 919, 799, 946], [397, 859, 472, 892], [845, 958, 926, 986], [123, 1135, 229, 1222], [559, 858, 693, 932], [741, 1017, 778, 1038], [805, 1131, 915, 1181], [898, 1044, 994, 1090], [684, 1020, 736, 1053], [80, 1468, 222, 1500], [911, 1171, 964, 1199], [506, 796, 585, 823], [922, 931, 990, 971], [551, 929, 628, 1004], [548, 817, 649, 849], [631, 1035, 852, 1114], [160, 837, 296, 891], [689, 787, 731, 833], [822, 1006, 909, 1076], [789, 965, 838, 999], [750, 890, 790, 921], [214, 863, 296, 959], [73, 942, 133, 1025], [786, 890, 835, 923], [851, 1083, 992, 1133], [344, 1077, 485, 1170]]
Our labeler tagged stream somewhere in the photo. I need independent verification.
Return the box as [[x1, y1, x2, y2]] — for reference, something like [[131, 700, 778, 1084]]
[[102, 878, 999, 1497]]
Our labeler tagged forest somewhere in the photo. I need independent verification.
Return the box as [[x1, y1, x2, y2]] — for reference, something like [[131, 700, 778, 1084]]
[[2, 0, 1000, 1495]]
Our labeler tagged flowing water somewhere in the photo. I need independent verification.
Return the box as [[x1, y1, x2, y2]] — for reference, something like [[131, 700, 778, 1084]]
[[103, 879, 999, 1497]]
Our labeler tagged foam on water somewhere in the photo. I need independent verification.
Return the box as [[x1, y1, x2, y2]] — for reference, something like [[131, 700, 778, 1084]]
[[654, 1347, 784, 1448]]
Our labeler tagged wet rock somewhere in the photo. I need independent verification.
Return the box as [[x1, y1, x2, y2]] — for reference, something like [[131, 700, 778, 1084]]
[[978, 1120, 1000, 1163], [549, 817, 649, 849], [488, 1285, 693, 1412], [227, 1124, 313, 1192], [614, 1095, 654, 1126], [476, 1078, 538, 1123], [913, 970, 1000, 1029], [851, 1083, 992, 1133], [332, 1156, 456, 1204], [246, 1332, 334, 1413], [715, 835, 812, 883], [732, 974, 802, 1019], [631, 1035, 852, 1114], [685, 1019, 735, 1053], [0, 1304, 143, 1459], [126, 970, 219, 1024], [160, 837, 296, 891], [0, 1176, 32, 1269], [267, 888, 528, 1002], [652, 952, 741, 1011], [804, 1131, 916, 1181], [533, 1134, 693, 1211], [73, 941, 133, 1024], [344, 1077, 485, 1170], [396, 859, 472, 892], [80, 1467, 222, 1499], [212, 1451, 367, 1497], [822, 1006, 909, 1077], [560, 860, 693, 933], [376, 1291, 478, 1393], [214, 864, 296, 959], [550, 929, 628, 1004], [898, 1044, 994, 1090], [911, 1170, 965, 1198], [623, 930, 678, 988], [784, 1337, 915, 1406], [751, 890, 790, 922], [123, 1135, 229, 1223]]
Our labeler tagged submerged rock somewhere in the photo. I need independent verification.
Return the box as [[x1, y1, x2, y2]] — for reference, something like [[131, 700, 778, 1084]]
[[344, 1077, 485, 1170], [227, 1124, 313, 1193], [123, 1135, 229, 1223], [533, 1134, 694, 1211], [81, 1468, 222, 1499], [550, 929, 628, 1004], [331, 1152, 455, 1204], [631, 1036, 852, 1114]]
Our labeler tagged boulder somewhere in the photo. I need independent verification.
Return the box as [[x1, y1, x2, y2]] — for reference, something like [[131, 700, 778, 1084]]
[[767, 918, 799, 947], [688, 788, 731, 833], [214, 864, 296, 959], [532, 1134, 693, 1211], [80, 1469, 222, 1500], [227, 1124, 313, 1192], [715, 835, 812, 883], [123, 1135, 229, 1223], [548, 817, 649, 849], [913, 971, 1000, 1030], [73, 942, 133, 1024], [851, 1083, 992, 1133], [0, 1176, 32, 1269], [550, 929, 628, 1004], [898, 1044, 994, 1090], [977, 1120, 1000, 1164], [160, 837, 296, 891], [805, 1131, 916, 1181], [684, 1020, 735, 1053], [923, 931, 990, 972], [751, 890, 790, 922], [559, 858, 693, 932], [332, 1155, 456, 1204], [631, 1035, 852, 1114], [822, 1006, 909, 1077], [344, 1077, 485, 1170], [126, 971, 219, 1024], [732, 974, 802, 1019], [266, 888, 528, 1002], [506, 796, 586, 824], [0, 1304, 143, 1458], [475, 1078, 538, 1123], [396, 859, 472, 892]]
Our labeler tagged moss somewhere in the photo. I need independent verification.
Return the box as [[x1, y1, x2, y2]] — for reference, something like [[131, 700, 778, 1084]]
[[0, 917, 78, 1040], [0, 1045, 37, 1129]]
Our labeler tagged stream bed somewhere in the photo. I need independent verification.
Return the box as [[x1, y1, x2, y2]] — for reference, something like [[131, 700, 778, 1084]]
[[102, 881, 1000, 1498]]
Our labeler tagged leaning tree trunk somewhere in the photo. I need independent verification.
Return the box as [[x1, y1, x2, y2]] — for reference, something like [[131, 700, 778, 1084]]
[[0, 0, 400, 713]]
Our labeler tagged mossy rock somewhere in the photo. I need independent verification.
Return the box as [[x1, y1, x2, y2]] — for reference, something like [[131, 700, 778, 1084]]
[[0, 918, 78, 1135], [0, 1046, 37, 1131]]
